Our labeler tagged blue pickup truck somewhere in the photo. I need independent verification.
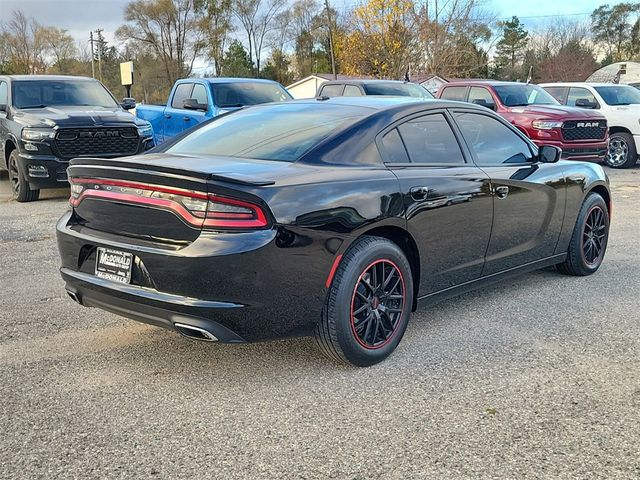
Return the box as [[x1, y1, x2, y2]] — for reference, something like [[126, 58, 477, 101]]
[[136, 78, 292, 145]]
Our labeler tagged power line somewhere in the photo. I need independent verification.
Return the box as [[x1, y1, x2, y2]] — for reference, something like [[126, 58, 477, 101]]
[[496, 12, 592, 21]]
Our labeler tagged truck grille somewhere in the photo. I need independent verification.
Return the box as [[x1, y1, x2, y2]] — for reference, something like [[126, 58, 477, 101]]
[[54, 127, 139, 159], [561, 120, 607, 142]]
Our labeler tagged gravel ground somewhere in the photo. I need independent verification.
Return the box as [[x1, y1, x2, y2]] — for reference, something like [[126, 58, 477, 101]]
[[0, 166, 639, 479]]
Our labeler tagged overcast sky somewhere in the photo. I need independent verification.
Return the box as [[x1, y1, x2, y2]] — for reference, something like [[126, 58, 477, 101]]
[[0, 0, 623, 69]]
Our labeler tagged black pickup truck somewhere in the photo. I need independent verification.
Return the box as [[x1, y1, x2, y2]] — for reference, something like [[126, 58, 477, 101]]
[[0, 75, 154, 202]]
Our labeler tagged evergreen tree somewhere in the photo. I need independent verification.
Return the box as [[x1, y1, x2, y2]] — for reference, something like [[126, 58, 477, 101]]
[[221, 40, 254, 77], [494, 16, 529, 80]]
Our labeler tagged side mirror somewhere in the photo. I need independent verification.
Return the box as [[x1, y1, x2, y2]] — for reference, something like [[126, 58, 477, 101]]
[[471, 98, 496, 111], [539, 145, 561, 163], [183, 98, 207, 111], [574, 98, 597, 109], [121, 98, 136, 110]]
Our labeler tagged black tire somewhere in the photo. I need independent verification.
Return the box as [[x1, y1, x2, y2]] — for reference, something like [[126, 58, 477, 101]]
[[314, 236, 414, 367], [557, 193, 609, 276], [605, 132, 637, 169], [7, 150, 40, 202]]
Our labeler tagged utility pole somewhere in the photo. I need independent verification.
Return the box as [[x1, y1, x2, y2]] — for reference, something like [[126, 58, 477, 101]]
[[89, 31, 95, 78], [324, 0, 337, 80], [95, 29, 104, 82]]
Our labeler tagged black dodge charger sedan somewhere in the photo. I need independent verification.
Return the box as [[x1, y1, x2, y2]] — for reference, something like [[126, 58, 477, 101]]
[[57, 97, 611, 366]]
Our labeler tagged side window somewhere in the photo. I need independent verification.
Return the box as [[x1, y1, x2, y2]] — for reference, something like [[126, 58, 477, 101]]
[[397, 113, 465, 164], [343, 85, 363, 97], [171, 83, 194, 109], [544, 86, 567, 104], [319, 84, 344, 97], [440, 86, 467, 101], [380, 128, 409, 163], [454, 112, 533, 165], [0, 81, 7, 106], [567, 87, 598, 108], [468, 87, 495, 109], [191, 83, 209, 107]]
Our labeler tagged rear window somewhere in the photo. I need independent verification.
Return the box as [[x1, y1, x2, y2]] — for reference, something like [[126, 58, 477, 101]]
[[166, 103, 368, 162], [440, 86, 467, 101], [213, 82, 291, 107], [363, 83, 433, 99]]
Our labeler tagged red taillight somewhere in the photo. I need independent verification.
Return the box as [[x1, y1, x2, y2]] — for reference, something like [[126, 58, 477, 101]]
[[69, 178, 268, 229]]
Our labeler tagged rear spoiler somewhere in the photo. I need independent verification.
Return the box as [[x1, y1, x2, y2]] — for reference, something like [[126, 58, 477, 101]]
[[68, 157, 275, 187]]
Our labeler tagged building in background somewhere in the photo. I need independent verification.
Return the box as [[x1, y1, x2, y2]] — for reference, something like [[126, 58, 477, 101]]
[[588, 62, 640, 85]]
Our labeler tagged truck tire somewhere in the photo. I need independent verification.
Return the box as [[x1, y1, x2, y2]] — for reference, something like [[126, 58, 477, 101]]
[[8, 150, 40, 202], [606, 132, 637, 169]]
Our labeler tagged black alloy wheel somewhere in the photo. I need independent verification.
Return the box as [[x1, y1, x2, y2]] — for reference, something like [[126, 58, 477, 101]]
[[351, 259, 405, 349], [315, 236, 414, 367], [557, 192, 609, 276], [581, 205, 607, 267]]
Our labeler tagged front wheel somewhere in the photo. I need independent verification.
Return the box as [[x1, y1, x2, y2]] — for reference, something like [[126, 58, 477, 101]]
[[557, 193, 609, 276], [314, 236, 414, 367], [8, 150, 40, 202], [605, 132, 637, 169]]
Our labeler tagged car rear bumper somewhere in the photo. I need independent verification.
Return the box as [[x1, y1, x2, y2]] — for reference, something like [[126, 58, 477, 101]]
[[56, 211, 335, 342], [61, 268, 248, 343]]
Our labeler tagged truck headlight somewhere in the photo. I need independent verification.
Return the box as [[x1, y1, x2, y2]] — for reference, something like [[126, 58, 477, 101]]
[[22, 127, 55, 141], [532, 120, 563, 130], [137, 124, 153, 138]]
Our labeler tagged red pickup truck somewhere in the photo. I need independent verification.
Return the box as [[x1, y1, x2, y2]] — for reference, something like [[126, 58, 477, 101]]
[[437, 81, 609, 162]]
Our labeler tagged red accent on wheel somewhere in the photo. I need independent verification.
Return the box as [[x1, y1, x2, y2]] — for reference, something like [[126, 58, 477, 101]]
[[350, 259, 406, 350]]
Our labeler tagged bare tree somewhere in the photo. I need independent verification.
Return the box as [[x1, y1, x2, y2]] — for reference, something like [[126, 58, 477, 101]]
[[2, 10, 48, 73], [233, 0, 286, 74], [116, 0, 206, 84], [198, 0, 234, 76]]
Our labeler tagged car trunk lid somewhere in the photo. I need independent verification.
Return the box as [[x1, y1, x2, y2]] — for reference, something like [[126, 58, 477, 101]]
[[67, 154, 277, 246]]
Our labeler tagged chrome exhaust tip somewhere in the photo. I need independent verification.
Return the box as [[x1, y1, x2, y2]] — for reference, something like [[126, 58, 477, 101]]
[[174, 323, 218, 342], [66, 289, 81, 304]]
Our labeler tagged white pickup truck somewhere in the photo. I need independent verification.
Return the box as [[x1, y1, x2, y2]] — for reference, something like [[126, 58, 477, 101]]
[[541, 82, 640, 168]]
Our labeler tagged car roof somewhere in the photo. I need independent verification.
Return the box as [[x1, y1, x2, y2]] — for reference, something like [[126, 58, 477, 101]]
[[2, 75, 97, 81], [540, 82, 634, 88], [289, 96, 448, 110], [322, 79, 419, 86], [444, 80, 535, 87], [197, 77, 282, 85]]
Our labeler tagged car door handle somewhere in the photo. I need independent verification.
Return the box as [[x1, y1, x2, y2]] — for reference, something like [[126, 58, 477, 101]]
[[164, 113, 171, 119], [410, 186, 430, 200], [183, 116, 191, 122], [495, 186, 509, 199]]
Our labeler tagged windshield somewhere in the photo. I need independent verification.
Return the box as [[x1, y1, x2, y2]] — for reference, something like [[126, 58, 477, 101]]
[[12, 79, 118, 109], [493, 84, 559, 107], [166, 103, 368, 162], [213, 82, 292, 108], [594, 85, 640, 106], [363, 83, 433, 99]]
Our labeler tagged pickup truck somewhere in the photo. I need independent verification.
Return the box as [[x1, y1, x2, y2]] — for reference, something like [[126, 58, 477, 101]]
[[136, 78, 292, 145], [0, 75, 154, 202], [437, 80, 609, 164], [541, 82, 640, 168]]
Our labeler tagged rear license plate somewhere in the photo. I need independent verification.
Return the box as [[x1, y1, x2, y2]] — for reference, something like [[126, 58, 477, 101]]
[[95, 247, 133, 284]]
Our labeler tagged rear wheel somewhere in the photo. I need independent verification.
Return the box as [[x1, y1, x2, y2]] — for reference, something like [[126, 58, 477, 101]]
[[557, 193, 609, 276], [314, 236, 414, 367], [605, 132, 637, 169], [8, 150, 40, 202]]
